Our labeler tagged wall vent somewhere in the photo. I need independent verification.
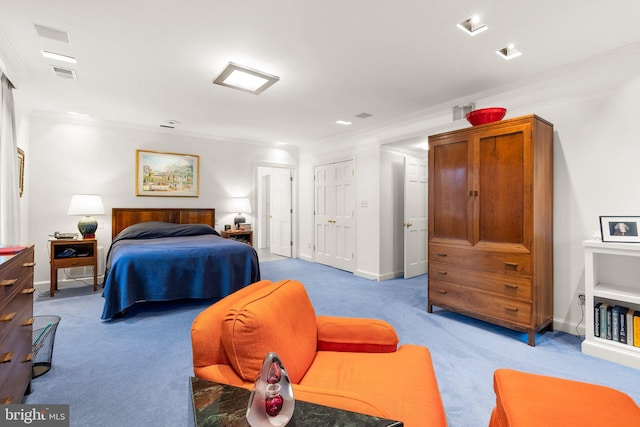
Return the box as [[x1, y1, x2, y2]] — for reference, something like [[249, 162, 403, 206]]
[[52, 66, 75, 79], [452, 103, 475, 121], [34, 23, 71, 43], [51, 65, 77, 80]]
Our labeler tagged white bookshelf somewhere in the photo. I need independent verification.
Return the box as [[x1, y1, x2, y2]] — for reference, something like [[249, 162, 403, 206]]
[[582, 239, 640, 369]]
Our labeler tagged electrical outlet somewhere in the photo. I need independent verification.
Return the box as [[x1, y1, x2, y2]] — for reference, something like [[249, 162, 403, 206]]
[[578, 294, 585, 306]]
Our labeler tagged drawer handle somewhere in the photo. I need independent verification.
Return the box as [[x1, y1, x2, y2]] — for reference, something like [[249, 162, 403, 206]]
[[22, 318, 34, 327], [0, 279, 17, 287], [504, 262, 518, 270], [22, 262, 35, 268], [0, 312, 16, 322], [2, 397, 13, 404], [21, 288, 36, 295], [23, 353, 33, 363], [437, 289, 448, 294], [504, 306, 519, 313], [0, 352, 14, 363], [504, 283, 519, 290], [436, 253, 448, 257], [438, 271, 447, 276]]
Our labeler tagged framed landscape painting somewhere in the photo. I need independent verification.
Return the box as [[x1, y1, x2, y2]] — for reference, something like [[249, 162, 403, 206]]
[[599, 216, 640, 243], [136, 149, 199, 197]]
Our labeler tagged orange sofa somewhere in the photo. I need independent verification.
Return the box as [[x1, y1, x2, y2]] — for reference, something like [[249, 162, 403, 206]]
[[192, 279, 447, 427], [489, 368, 640, 426]]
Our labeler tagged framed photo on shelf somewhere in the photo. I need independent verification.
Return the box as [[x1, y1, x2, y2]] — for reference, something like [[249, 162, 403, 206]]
[[599, 216, 640, 242], [136, 149, 199, 197]]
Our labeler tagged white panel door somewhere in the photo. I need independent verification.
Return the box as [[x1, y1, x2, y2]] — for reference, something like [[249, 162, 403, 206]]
[[404, 156, 428, 278], [314, 160, 355, 272], [269, 168, 292, 257]]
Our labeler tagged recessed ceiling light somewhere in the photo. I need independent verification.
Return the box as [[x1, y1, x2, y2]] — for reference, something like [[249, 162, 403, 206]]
[[213, 62, 279, 95], [497, 44, 523, 60], [41, 50, 76, 64], [457, 16, 488, 36], [68, 111, 89, 117], [336, 120, 352, 125], [275, 141, 287, 145]]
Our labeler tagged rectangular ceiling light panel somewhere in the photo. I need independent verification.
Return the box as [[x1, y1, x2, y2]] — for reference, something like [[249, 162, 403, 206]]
[[213, 62, 279, 95], [42, 50, 77, 64]]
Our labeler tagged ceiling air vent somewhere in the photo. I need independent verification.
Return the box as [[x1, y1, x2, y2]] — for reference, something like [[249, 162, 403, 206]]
[[51, 65, 77, 80], [452, 103, 475, 121], [34, 23, 71, 43]]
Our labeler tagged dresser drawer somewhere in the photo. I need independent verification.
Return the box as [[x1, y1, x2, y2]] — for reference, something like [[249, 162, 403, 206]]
[[429, 244, 531, 275], [0, 284, 34, 344], [0, 252, 34, 305], [0, 305, 32, 401], [429, 261, 532, 301], [429, 280, 532, 327]]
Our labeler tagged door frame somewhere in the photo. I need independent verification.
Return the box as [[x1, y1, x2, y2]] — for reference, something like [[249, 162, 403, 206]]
[[255, 161, 297, 257]]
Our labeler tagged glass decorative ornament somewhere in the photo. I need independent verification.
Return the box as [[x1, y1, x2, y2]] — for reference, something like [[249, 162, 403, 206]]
[[246, 352, 295, 426]]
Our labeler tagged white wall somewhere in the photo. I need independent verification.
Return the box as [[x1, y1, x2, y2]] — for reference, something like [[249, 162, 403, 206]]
[[26, 113, 297, 286]]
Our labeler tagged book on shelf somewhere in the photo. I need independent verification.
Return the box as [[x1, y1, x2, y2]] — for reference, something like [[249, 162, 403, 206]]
[[594, 302, 602, 338], [633, 310, 640, 347], [618, 306, 629, 344], [627, 310, 635, 346], [612, 306, 620, 342], [599, 303, 608, 339], [606, 305, 613, 340]]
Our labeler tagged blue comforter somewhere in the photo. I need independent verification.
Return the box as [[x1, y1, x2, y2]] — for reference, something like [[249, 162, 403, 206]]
[[101, 222, 260, 319]]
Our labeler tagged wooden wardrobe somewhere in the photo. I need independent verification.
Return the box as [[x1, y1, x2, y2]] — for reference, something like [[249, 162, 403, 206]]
[[427, 115, 553, 346]]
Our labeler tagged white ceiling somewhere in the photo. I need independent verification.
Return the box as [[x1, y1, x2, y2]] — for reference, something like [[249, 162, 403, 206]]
[[1, 1, 639, 147]]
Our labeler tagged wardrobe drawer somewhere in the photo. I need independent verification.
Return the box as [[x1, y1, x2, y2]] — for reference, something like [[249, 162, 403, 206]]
[[429, 280, 532, 327], [429, 261, 532, 300], [429, 244, 531, 275]]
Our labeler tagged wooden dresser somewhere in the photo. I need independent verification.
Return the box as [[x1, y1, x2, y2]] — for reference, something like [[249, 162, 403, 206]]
[[427, 115, 553, 346], [0, 245, 35, 403]]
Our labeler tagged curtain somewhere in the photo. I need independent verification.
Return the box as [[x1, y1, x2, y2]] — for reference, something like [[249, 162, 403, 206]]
[[0, 71, 20, 245]]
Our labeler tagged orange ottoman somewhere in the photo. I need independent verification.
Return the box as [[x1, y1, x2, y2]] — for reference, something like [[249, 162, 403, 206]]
[[489, 369, 640, 427]]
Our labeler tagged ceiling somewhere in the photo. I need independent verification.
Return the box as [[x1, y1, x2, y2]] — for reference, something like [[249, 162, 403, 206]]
[[1, 1, 639, 147]]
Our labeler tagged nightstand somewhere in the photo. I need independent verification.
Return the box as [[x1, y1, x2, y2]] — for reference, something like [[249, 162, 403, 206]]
[[220, 230, 253, 246], [49, 239, 98, 297]]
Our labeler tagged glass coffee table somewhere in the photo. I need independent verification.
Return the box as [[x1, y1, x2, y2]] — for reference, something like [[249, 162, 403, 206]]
[[189, 377, 403, 426]]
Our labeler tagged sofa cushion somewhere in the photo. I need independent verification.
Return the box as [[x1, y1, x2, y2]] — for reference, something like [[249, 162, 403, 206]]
[[300, 344, 447, 427], [316, 315, 399, 352], [221, 279, 318, 383]]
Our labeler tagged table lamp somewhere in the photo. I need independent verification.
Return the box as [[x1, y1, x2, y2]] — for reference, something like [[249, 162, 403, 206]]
[[67, 194, 104, 238], [230, 197, 251, 230]]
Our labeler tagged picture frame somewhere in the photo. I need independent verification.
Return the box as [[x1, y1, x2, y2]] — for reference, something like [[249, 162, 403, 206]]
[[17, 148, 24, 197], [136, 149, 199, 197], [599, 216, 640, 243]]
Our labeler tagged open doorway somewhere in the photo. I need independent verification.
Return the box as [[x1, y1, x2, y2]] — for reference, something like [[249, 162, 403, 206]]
[[257, 166, 293, 261]]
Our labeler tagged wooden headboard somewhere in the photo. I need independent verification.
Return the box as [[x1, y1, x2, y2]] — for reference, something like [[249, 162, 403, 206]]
[[112, 208, 216, 238]]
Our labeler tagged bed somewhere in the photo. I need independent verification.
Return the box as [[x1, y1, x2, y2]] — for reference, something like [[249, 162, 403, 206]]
[[101, 208, 260, 320]]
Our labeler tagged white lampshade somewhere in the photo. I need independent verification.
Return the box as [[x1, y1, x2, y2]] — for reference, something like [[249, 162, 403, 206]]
[[67, 195, 105, 216], [229, 197, 251, 214]]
